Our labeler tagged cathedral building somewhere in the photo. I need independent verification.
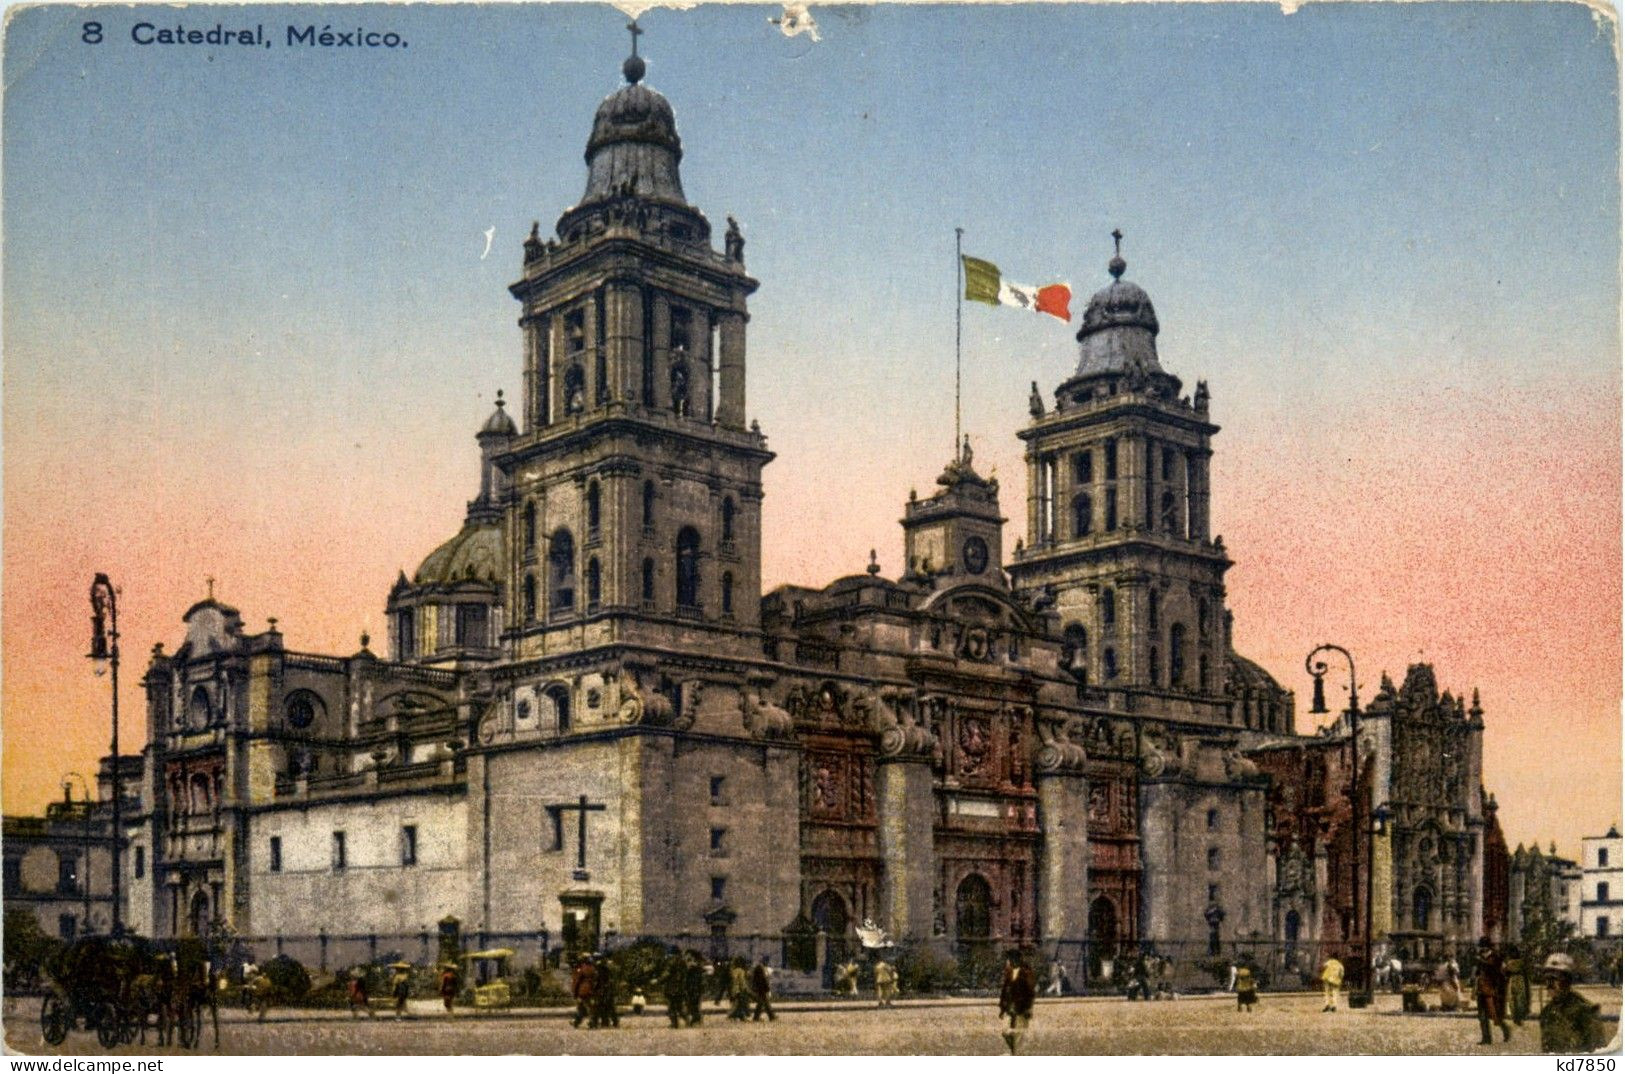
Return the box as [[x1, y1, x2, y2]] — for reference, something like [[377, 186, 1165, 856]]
[[121, 41, 1495, 978]]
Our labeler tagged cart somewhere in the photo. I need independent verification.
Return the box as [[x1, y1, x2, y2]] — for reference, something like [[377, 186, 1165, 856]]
[[462, 949, 516, 1009], [38, 936, 163, 1049]]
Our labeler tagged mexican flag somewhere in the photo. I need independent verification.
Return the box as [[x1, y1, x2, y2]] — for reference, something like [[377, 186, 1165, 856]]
[[962, 255, 1071, 322]]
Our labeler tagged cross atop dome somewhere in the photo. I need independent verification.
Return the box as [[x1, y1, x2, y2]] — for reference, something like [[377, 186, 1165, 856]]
[[623, 20, 646, 83], [1109, 228, 1126, 279]]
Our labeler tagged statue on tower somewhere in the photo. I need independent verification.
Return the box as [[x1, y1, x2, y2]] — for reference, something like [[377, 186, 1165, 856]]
[[725, 216, 745, 263]]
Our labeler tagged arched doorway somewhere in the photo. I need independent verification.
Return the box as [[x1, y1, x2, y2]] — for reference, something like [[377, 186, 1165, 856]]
[[1089, 896, 1118, 980], [955, 874, 992, 942], [188, 890, 210, 937], [811, 889, 850, 984]]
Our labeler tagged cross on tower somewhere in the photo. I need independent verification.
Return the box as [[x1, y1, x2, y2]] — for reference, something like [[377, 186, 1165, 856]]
[[205, 576, 215, 601], [1112, 228, 1124, 256], [547, 793, 607, 878], [627, 20, 643, 57]]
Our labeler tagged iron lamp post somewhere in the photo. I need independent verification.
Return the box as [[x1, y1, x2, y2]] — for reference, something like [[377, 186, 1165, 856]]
[[1306, 642, 1373, 1007], [88, 573, 123, 937]]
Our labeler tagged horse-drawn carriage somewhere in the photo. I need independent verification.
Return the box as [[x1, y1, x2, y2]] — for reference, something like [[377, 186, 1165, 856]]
[[39, 936, 214, 1050]]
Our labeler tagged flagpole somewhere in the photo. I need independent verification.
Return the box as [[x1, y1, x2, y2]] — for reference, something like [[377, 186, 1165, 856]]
[[955, 226, 964, 460]]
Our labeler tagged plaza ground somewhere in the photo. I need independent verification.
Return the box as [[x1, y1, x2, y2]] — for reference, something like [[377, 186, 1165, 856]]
[[4, 987, 1618, 1056]]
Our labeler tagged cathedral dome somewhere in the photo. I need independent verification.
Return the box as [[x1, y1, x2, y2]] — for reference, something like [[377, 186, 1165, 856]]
[[1073, 262, 1163, 380], [412, 521, 503, 587], [581, 76, 686, 205], [479, 391, 517, 438]]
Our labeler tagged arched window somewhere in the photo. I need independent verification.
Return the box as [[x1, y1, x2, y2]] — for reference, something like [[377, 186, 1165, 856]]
[[1149, 589, 1160, 632], [1161, 490, 1177, 533], [641, 557, 656, 606], [670, 362, 690, 416], [721, 571, 734, 616], [1104, 487, 1118, 531], [396, 609, 416, 660], [1199, 654, 1211, 693], [523, 574, 537, 622], [642, 481, 656, 533], [675, 526, 701, 611], [187, 686, 211, 731], [1207, 847, 1220, 870], [585, 557, 601, 611], [544, 683, 571, 734], [563, 364, 586, 415], [1413, 886, 1433, 931], [586, 482, 601, 538], [1072, 493, 1092, 538], [1149, 646, 1160, 685], [721, 498, 736, 543], [1198, 598, 1210, 637], [1170, 623, 1187, 687], [549, 529, 576, 614], [1062, 623, 1088, 680], [1103, 647, 1118, 681], [190, 773, 212, 813], [1101, 588, 1116, 630], [523, 501, 537, 557]]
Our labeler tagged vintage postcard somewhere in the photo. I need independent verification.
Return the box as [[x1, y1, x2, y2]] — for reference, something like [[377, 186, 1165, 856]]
[[2, 0, 1620, 1059]]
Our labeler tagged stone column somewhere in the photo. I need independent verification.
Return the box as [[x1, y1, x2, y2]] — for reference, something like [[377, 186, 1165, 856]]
[[651, 293, 672, 411], [875, 758, 935, 940], [607, 282, 642, 406], [1035, 770, 1089, 942], [716, 312, 747, 430]]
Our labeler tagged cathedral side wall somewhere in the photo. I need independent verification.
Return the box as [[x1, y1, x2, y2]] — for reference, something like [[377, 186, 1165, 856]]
[[636, 735, 801, 937], [248, 795, 469, 935], [1138, 779, 1270, 944]]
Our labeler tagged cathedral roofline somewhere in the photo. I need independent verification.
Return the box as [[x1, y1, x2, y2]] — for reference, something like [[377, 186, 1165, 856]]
[[1008, 535, 1232, 575], [1018, 398, 1218, 442], [493, 410, 774, 471]]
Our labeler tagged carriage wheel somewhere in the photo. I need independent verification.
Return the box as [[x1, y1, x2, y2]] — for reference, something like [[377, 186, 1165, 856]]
[[40, 995, 69, 1046], [178, 1005, 201, 1050], [95, 1002, 122, 1049], [118, 1010, 140, 1045]]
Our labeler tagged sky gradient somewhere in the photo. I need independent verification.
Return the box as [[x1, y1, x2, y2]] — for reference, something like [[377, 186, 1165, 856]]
[[3, 2, 1620, 858]]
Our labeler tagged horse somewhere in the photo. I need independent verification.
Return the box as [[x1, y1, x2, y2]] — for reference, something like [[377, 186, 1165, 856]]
[[125, 959, 176, 1046]]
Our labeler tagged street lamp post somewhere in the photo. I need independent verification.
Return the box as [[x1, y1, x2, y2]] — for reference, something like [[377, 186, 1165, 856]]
[[1306, 642, 1372, 1007], [88, 573, 122, 937]]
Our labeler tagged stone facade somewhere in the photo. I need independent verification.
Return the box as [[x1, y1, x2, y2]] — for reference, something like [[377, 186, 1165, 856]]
[[1579, 827, 1621, 940], [119, 44, 1500, 978]]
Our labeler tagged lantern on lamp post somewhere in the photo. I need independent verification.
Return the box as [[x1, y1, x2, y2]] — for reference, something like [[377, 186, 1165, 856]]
[[88, 573, 123, 937]]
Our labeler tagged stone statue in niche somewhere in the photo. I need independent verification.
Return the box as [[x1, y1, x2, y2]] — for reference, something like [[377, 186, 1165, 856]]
[[958, 716, 990, 775], [725, 216, 745, 262]]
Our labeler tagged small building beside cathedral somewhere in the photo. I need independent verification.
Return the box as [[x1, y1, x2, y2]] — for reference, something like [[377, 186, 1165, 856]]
[[120, 42, 1502, 985]]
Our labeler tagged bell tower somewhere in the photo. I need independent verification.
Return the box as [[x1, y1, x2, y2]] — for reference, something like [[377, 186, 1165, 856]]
[[1008, 234, 1232, 720], [501, 31, 771, 660]]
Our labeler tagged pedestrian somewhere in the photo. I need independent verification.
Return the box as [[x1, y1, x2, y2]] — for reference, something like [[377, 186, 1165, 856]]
[[1505, 944, 1531, 1025], [1320, 954, 1344, 1011], [1539, 952, 1606, 1053], [592, 954, 620, 1028], [663, 949, 688, 1028], [683, 951, 708, 1026], [390, 964, 412, 1019], [347, 968, 375, 1018], [1235, 964, 1257, 1011], [1044, 958, 1065, 997], [836, 958, 860, 997], [729, 958, 751, 1020], [998, 951, 1036, 1054], [1437, 960, 1462, 1012], [1474, 936, 1512, 1045], [629, 987, 646, 1015], [1226, 958, 1238, 993], [571, 955, 597, 1028], [874, 959, 898, 1008], [749, 956, 777, 1021], [438, 962, 460, 1016]]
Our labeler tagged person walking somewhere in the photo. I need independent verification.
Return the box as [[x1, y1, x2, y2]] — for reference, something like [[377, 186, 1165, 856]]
[[390, 964, 412, 1020], [662, 949, 688, 1028], [683, 951, 708, 1026], [592, 954, 620, 1028], [998, 951, 1037, 1054], [1539, 952, 1606, 1053], [728, 958, 751, 1021], [1474, 937, 1512, 1045], [1437, 960, 1462, 1012], [347, 969, 375, 1018], [438, 963, 460, 1016], [749, 956, 777, 1022], [1235, 964, 1258, 1011], [1505, 944, 1531, 1026], [1320, 954, 1345, 1011], [571, 955, 598, 1028], [836, 959, 860, 997], [1044, 959, 1068, 997], [874, 959, 898, 1008]]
